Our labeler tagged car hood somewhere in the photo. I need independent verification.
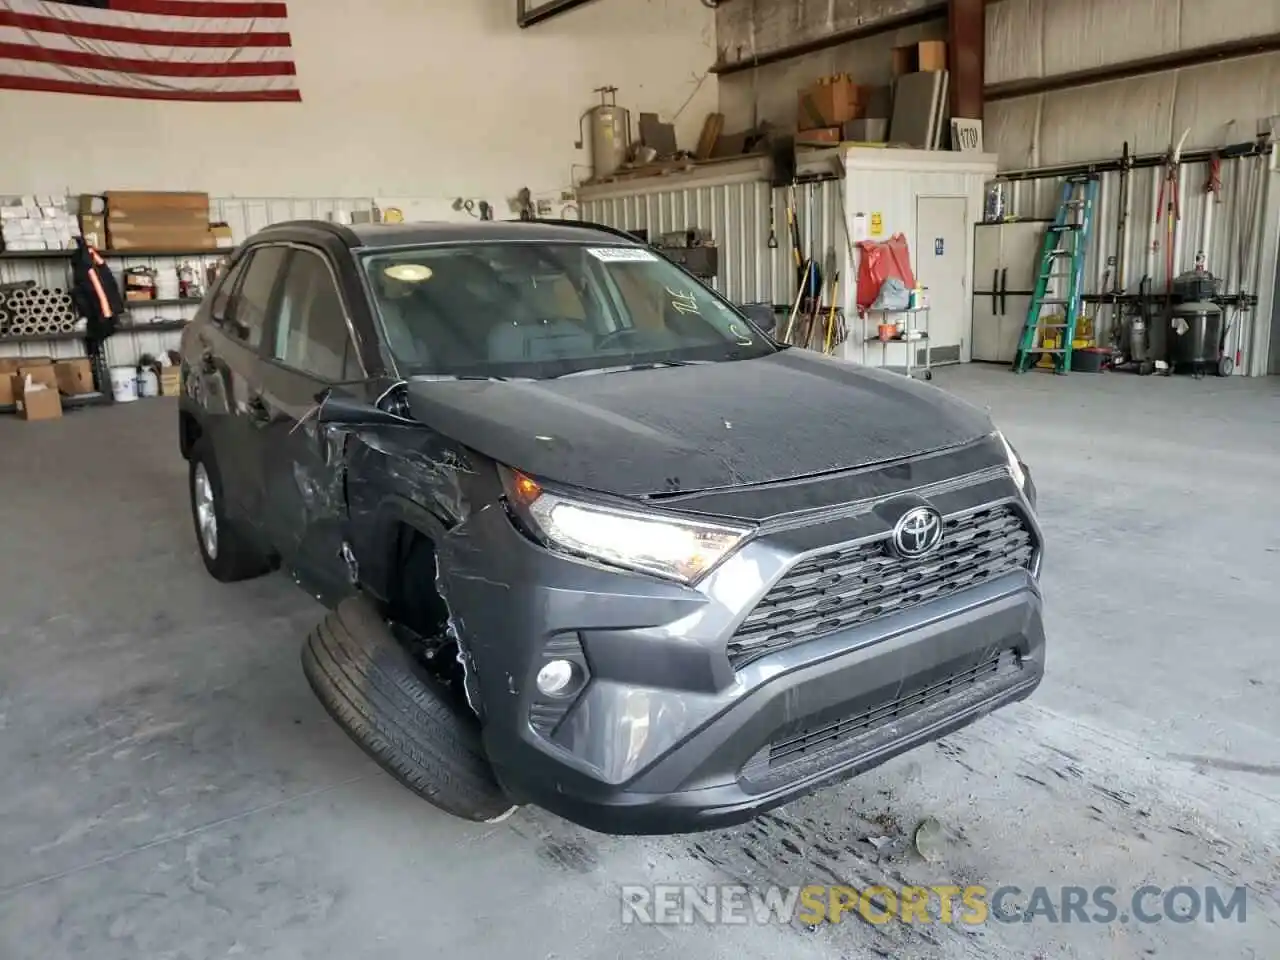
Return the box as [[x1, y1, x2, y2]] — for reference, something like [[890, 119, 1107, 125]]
[[404, 350, 994, 497]]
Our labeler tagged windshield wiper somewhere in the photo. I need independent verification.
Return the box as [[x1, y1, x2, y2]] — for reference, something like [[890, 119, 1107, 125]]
[[552, 360, 706, 379]]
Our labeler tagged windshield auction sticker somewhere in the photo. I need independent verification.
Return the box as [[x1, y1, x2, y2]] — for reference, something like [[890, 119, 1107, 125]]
[[587, 247, 659, 262]]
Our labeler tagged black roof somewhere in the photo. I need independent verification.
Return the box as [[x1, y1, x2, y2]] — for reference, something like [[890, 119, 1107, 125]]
[[254, 218, 640, 250]]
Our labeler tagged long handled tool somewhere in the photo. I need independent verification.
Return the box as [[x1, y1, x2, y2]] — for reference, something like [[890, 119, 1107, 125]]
[[798, 187, 822, 308], [823, 272, 842, 354], [1155, 129, 1190, 371]]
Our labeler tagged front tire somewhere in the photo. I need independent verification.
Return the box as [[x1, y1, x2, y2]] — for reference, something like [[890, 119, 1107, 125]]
[[188, 438, 273, 582], [302, 596, 515, 823]]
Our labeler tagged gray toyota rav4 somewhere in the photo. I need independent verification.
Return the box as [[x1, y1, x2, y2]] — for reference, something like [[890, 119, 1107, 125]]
[[179, 218, 1044, 834]]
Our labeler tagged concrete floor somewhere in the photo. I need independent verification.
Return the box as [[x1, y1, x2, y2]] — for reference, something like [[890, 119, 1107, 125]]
[[0, 364, 1277, 960]]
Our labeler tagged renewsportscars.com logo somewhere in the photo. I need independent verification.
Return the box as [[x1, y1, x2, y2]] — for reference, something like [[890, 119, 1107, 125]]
[[620, 884, 1250, 927]]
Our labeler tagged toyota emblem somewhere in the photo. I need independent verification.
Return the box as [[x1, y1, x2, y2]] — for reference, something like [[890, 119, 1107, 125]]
[[890, 506, 944, 558]]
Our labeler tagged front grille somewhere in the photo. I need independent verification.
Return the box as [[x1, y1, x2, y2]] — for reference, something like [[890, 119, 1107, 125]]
[[727, 505, 1035, 669], [767, 649, 1019, 770]]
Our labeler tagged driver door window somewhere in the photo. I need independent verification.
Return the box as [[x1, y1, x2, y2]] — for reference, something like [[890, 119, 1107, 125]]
[[271, 249, 362, 382], [226, 246, 287, 349]]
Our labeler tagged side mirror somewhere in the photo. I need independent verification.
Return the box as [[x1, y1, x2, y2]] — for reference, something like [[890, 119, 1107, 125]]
[[737, 302, 780, 335], [315, 392, 410, 426]]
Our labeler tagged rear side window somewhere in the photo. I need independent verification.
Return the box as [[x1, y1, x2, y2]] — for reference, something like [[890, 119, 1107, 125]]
[[271, 249, 362, 382], [208, 257, 247, 323], [228, 246, 288, 349]]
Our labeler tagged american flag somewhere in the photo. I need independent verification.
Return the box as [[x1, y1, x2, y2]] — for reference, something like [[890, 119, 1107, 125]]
[[0, 0, 298, 102]]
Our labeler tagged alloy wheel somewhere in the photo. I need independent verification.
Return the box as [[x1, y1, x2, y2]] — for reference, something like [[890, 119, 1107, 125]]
[[193, 462, 219, 560]]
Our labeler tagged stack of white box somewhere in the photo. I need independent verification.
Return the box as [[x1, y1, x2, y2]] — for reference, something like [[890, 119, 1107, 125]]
[[0, 196, 81, 252]]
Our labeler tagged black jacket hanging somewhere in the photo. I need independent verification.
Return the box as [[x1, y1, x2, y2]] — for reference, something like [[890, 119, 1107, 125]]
[[70, 236, 124, 342]]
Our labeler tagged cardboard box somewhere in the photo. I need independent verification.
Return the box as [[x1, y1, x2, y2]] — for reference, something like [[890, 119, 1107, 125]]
[[797, 77, 864, 130], [893, 40, 948, 75], [55, 358, 95, 396], [917, 40, 948, 71], [17, 363, 58, 390], [80, 213, 106, 248], [159, 367, 182, 397], [13, 376, 62, 420], [0, 356, 51, 374], [209, 223, 235, 248], [108, 225, 217, 251], [105, 191, 209, 214], [111, 233, 217, 252], [108, 208, 209, 228]]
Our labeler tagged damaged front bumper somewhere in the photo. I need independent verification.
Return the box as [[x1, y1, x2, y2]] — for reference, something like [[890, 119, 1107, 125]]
[[438, 470, 1045, 836]]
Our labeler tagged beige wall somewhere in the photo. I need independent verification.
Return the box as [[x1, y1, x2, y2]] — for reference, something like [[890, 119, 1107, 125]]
[[0, 0, 715, 199]]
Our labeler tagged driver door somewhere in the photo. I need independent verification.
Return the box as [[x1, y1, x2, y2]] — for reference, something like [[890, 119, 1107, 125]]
[[255, 246, 365, 605]]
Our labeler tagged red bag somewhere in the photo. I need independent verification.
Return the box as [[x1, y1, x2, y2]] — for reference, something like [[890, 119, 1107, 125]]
[[855, 234, 916, 310]]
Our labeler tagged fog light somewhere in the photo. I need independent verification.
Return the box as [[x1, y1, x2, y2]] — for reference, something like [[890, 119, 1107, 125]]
[[536, 659, 577, 697]]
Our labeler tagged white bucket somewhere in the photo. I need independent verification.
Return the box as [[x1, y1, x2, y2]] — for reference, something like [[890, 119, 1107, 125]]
[[137, 368, 158, 398], [110, 366, 138, 403]]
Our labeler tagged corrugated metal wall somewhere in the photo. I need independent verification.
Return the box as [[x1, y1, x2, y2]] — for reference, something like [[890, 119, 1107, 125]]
[[1002, 153, 1275, 372], [580, 176, 846, 310], [0, 196, 375, 369], [578, 149, 1277, 374], [986, 0, 1280, 168]]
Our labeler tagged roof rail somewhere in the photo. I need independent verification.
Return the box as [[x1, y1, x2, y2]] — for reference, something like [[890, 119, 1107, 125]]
[[506, 217, 646, 244], [257, 219, 361, 245]]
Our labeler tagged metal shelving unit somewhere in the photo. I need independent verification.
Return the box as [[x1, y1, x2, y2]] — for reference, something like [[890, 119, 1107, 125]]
[[0, 318, 187, 347], [861, 306, 933, 381], [0, 246, 211, 414]]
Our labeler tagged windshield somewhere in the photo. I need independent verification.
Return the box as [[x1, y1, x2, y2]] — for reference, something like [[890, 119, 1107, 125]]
[[360, 241, 775, 379]]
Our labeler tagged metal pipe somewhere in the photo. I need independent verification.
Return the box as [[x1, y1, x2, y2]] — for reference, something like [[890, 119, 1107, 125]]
[[998, 138, 1273, 181]]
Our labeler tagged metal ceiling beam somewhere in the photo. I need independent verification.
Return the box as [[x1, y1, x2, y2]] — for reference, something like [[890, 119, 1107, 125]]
[[517, 0, 601, 28]]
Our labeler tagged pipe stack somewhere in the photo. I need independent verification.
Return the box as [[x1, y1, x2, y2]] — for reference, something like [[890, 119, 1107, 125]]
[[0, 286, 80, 338]]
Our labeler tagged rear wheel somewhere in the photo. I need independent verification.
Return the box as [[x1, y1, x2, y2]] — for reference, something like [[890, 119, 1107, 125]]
[[188, 438, 272, 582], [302, 595, 515, 822]]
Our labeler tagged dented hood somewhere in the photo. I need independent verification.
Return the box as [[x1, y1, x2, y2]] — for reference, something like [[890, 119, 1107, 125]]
[[404, 350, 993, 497]]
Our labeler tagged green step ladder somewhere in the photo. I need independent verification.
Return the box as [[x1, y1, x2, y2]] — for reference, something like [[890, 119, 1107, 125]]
[[1013, 176, 1099, 374]]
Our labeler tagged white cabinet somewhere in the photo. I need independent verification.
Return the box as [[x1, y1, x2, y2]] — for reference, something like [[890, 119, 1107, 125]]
[[970, 299, 1002, 364], [971, 221, 1048, 362]]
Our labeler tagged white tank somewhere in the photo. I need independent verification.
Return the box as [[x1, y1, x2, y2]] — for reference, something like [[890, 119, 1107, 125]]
[[586, 87, 630, 181]]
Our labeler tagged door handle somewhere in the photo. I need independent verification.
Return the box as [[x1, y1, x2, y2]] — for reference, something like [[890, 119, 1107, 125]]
[[991, 268, 998, 314], [246, 394, 271, 425], [1000, 268, 1008, 315]]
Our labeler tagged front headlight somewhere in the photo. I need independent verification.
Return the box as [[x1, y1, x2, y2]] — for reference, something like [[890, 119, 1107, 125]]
[[995, 430, 1026, 491], [501, 469, 751, 584]]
